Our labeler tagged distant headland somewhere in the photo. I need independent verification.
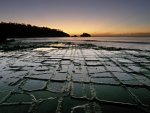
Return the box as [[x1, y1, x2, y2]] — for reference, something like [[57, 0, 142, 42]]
[[0, 22, 70, 42]]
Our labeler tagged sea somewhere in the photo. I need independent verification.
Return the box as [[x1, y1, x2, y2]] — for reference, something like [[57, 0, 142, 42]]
[[14, 37, 150, 50]]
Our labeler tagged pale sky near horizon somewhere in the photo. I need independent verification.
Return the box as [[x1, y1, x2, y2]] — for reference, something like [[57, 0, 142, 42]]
[[0, 0, 150, 35]]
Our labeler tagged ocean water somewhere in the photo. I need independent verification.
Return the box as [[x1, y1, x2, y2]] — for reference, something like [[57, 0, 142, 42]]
[[15, 37, 150, 50]]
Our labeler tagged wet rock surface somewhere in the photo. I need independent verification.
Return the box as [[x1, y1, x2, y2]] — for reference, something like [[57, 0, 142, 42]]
[[0, 41, 150, 113]]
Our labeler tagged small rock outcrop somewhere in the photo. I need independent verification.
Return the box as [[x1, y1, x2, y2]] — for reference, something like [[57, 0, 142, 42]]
[[80, 33, 91, 37]]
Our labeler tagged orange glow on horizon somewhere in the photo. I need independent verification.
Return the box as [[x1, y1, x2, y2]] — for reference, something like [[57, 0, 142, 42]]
[[11, 19, 150, 36], [1, 0, 150, 37]]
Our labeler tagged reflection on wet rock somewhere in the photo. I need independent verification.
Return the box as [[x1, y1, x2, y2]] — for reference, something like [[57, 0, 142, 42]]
[[21, 79, 47, 91]]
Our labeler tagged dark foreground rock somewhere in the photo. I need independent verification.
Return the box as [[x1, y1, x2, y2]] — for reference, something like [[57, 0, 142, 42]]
[[0, 37, 7, 43]]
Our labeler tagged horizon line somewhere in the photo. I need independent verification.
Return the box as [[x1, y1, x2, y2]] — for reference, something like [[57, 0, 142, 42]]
[[1, 21, 150, 37]]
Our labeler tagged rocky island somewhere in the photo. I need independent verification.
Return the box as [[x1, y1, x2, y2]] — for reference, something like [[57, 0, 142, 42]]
[[80, 33, 91, 37]]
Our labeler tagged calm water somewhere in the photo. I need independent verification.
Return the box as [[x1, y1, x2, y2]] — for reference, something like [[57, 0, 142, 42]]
[[14, 37, 150, 50]]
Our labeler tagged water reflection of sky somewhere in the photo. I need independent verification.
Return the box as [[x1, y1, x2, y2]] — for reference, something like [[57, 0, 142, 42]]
[[15, 37, 150, 50]]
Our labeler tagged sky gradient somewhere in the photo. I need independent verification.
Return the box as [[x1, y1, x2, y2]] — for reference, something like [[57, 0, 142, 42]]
[[1, 0, 150, 36]]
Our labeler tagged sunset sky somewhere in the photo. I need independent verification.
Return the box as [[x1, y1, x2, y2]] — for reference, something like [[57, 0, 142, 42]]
[[1, 0, 150, 36]]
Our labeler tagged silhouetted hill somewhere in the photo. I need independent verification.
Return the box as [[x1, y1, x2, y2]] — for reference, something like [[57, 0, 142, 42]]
[[0, 22, 70, 41]]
